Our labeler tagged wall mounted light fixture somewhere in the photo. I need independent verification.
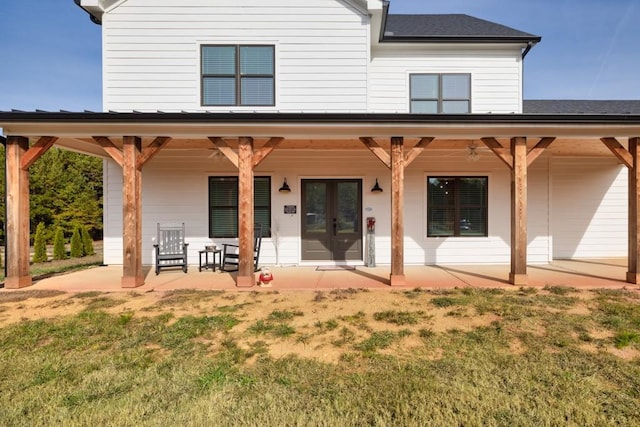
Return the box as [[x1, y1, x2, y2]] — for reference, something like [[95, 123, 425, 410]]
[[371, 179, 383, 193], [278, 178, 291, 193]]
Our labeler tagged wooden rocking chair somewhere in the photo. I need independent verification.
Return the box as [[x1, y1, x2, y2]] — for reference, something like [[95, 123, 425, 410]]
[[154, 223, 189, 275], [221, 224, 263, 272]]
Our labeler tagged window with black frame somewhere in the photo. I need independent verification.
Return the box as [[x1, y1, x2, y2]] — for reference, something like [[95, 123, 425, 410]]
[[209, 176, 271, 238], [201, 45, 275, 106], [410, 73, 471, 113], [427, 176, 487, 237]]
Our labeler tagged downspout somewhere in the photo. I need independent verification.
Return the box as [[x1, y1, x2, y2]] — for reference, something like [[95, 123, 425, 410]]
[[521, 41, 535, 60], [73, 0, 102, 25]]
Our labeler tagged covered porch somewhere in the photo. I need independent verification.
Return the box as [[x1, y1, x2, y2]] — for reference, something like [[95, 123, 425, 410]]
[[2, 112, 640, 290]]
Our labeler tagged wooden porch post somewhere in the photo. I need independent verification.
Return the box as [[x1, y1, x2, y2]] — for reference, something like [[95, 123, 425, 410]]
[[390, 136, 405, 286], [121, 136, 144, 288], [5, 136, 31, 288], [510, 137, 528, 285], [627, 137, 640, 284], [237, 137, 255, 287]]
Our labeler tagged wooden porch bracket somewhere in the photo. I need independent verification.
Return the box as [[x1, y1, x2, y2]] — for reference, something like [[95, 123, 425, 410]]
[[481, 137, 513, 168], [510, 137, 528, 286], [237, 137, 255, 287], [137, 136, 172, 170], [208, 137, 239, 168], [5, 136, 32, 288], [93, 136, 124, 168], [360, 137, 391, 168], [404, 137, 435, 166], [253, 137, 284, 167], [20, 136, 58, 170], [121, 136, 144, 288], [527, 137, 556, 167], [390, 136, 406, 287], [601, 137, 633, 169]]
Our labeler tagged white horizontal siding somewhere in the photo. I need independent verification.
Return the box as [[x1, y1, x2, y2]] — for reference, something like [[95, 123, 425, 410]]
[[551, 157, 627, 258], [102, 0, 369, 112], [104, 148, 557, 267], [368, 45, 523, 113]]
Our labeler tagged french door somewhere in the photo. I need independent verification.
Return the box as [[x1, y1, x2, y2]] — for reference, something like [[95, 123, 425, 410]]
[[301, 179, 362, 261]]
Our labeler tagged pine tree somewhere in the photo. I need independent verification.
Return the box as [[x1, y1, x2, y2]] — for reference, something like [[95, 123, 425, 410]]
[[33, 222, 48, 263], [70, 226, 83, 258], [81, 225, 95, 256], [53, 226, 67, 260]]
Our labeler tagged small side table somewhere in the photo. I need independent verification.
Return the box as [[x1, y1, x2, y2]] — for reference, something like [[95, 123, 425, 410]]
[[199, 249, 222, 272]]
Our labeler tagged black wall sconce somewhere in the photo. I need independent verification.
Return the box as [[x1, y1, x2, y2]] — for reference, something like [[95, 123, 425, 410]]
[[371, 179, 383, 193], [279, 178, 291, 193]]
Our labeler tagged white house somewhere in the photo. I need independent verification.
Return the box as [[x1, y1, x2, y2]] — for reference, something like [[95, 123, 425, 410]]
[[2, 0, 640, 289]]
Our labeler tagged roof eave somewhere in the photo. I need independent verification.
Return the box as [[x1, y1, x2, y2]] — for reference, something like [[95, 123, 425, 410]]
[[381, 35, 542, 44]]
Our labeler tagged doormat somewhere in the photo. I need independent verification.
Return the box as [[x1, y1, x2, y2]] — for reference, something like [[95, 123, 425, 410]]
[[316, 266, 356, 271]]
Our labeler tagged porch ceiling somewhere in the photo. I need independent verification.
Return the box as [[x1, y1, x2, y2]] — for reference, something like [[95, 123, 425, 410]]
[[2, 112, 639, 158]]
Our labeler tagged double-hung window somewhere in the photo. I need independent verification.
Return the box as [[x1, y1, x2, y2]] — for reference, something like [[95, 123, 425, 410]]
[[202, 45, 275, 106], [410, 73, 471, 113], [427, 176, 488, 237], [209, 176, 271, 238]]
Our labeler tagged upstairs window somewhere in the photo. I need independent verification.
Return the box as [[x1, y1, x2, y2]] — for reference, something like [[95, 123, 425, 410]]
[[410, 74, 471, 113], [427, 176, 488, 237], [209, 176, 271, 238], [202, 45, 275, 106]]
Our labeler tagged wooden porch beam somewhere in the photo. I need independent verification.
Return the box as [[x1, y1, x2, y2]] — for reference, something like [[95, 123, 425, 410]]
[[93, 136, 124, 168], [209, 137, 239, 168], [121, 136, 144, 288], [510, 137, 528, 286], [137, 136, 172, 170], [5, 136, 32, 288], [481, 137, 513, 169], [360, 137, 391, 169], [390, 136, 405, 286], [237, 137, 255, 287], [527, 137, 556, 167], [20, 136, 58, 170], [601, 137, 633, 169], [253, 137, 284, 168], [404, 137, 434, 167], [627, 137, 640, 284]]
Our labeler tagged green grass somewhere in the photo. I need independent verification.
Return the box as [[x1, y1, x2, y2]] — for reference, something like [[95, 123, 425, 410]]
[[1, 288, 640, 425]]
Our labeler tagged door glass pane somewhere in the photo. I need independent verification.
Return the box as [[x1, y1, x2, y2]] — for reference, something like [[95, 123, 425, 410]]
[[428, 177, 456, 237], [305, 182, 326, 234], [336, 182, 358, 234]]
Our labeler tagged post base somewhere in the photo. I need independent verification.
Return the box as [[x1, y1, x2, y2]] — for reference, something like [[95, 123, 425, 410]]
[[626, 272, 640, 284], [121, 275, 145, 288], [509, 273, 528, 286], [4, 275, 33, 289], [236, 275, 254, 288], [390, 274, 406, 287]]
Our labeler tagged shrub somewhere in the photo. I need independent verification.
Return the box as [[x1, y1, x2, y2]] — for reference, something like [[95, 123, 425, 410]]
[[33, 222, 48, 263], [81, 225, 95, 256], [53, 226, 67, 260], [70, 226, 83, 258]]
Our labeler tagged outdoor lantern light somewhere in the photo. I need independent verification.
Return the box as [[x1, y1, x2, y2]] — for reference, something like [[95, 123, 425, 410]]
[[371, 179, 383, 193], [278, 178, 291, 193]]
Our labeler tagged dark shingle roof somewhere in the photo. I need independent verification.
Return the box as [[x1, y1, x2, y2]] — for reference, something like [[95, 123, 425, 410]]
[[383, 14, 540, 42], [524, 100, 640, 115]]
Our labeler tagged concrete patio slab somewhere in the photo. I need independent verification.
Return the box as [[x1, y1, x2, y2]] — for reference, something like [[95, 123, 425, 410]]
[[3, 258, 636, 294]]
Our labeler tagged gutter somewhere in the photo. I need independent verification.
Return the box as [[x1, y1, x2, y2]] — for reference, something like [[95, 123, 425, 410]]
[[380, 35, 542, 44], [73, 0, 102, 25], [379, 1, 390, 43], [521, 41, 536, 59]]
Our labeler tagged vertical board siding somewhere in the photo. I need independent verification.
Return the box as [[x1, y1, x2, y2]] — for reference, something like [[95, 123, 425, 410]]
[[102, 0, 369, 112], [551, 158, 627, 258]]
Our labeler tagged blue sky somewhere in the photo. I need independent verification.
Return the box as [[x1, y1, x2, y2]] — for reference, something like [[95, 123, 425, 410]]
[[0, 0, 638, 112]]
